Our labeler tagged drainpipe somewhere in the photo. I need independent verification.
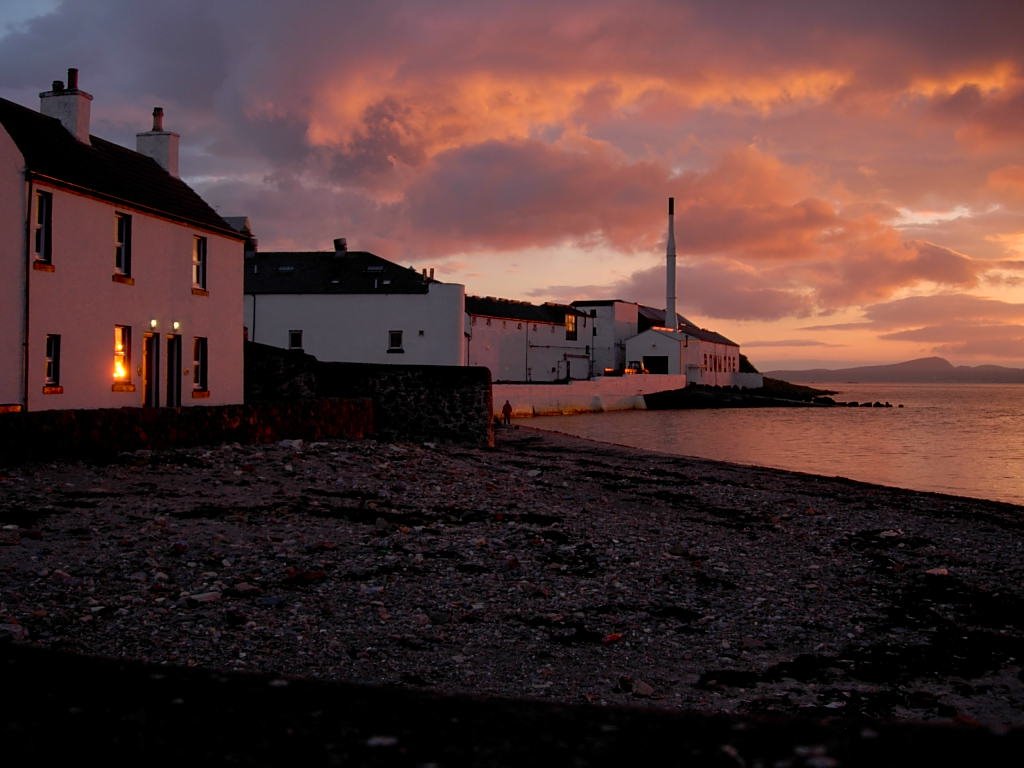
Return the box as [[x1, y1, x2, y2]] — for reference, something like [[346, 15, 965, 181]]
[[21, 175, 33, 410]]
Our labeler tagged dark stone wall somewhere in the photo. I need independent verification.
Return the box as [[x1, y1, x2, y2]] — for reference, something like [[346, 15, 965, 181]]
[[0, 345, 492, 464], [0, 398, 374, 465], [245, 342, 494, 447]]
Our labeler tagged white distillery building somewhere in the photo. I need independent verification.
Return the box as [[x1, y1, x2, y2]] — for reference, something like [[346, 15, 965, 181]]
[[244, 240, 466, 366], [625, 324, 761, 387], [465, 296, 591, 382], [575, 198, 762, 389], [0, 69, 245, 412], [570, 299, 640, 377]]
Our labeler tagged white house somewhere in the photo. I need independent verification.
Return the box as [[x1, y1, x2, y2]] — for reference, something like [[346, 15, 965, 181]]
[[0, 69, 245, 412], [465, 296, 591, 382], [244, 240, 466, 366]]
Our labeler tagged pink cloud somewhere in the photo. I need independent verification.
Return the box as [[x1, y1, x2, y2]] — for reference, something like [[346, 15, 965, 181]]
[[3, 0, 1024, 364]]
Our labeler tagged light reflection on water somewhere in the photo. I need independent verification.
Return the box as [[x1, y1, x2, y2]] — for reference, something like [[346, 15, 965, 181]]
[[533, 383, 1024, 507]]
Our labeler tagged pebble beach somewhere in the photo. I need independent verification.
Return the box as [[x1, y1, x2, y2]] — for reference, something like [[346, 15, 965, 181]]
[[2, 426, 1022, 732]]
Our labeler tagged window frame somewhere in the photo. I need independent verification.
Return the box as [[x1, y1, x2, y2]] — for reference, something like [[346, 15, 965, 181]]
[[192, 235, 208, 291], [565, 313, 578, 341], [114, 212, 132, 277], [113, 325, 133, 388], [192, 336, 209, 392], [288, 329, 303, 350], [44, 334, 61, 389], [387, 329, 404, 353], [34, 190, 53, 264]]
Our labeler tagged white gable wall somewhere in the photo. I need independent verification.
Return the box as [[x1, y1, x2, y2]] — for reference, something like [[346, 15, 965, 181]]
[[625, 329, 683, 374], [0, 125, 25, 408], [465, 314, 591, 382], [25, 186, 244, 410], [245, 282, 466, 366], [574, 301, 639, 374]]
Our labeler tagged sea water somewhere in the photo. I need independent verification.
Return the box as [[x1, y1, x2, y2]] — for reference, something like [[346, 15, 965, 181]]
[[533, 382, 1024, 507]]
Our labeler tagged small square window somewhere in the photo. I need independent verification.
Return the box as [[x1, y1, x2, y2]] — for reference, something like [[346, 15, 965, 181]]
[[387, 330, 404, 353], [288, 329, 303, 349]]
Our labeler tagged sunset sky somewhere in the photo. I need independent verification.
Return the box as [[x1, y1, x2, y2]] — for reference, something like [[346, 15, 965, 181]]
[[2, 1, 1023, 370]]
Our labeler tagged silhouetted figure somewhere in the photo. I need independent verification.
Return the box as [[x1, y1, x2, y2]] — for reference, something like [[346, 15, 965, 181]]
[[501, 400, 513, 426]]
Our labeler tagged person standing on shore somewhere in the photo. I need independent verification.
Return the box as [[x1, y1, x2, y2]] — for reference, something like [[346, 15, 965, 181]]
[[501, 400, 513, 426]]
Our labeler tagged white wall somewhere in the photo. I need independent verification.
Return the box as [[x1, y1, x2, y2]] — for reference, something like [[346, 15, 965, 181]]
[[625, 329, 682, 374], [683, 339, 741, 386], [25, 186, 244, 410], [466, 314, 590, 382], [246, 282, 465, 366], [573, 301, 639, 375], [0, 126, 25, 408], [494, 374, 688, 416]]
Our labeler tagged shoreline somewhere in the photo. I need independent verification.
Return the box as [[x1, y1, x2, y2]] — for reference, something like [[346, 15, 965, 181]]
[[523, 421, 1024, 510], [2, 428, 1022, 736]]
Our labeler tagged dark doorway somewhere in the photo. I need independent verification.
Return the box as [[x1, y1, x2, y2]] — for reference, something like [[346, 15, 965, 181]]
[[166, 335, 182, 407], [643, 355, 669, 374], [143, 333, 160, 407]]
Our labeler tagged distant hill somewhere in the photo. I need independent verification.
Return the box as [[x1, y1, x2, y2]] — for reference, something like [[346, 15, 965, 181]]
[[765, 356, 1024, 383]]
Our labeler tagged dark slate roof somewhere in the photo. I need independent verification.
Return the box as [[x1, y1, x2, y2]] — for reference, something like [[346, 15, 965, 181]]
[[571, 299, 630, 307], [465, 296, 585, 324], [245, 250, 433, 295], [0, 96, 238, 237], [635, 304, 738, 346]]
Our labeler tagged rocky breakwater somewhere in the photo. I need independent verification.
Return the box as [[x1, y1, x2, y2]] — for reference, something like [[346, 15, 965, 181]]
[[1, 428, 1022, 759]]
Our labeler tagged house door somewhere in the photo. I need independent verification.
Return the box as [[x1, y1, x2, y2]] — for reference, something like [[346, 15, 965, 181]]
[[165, 335, 181, 407], [143, 333, 160, 407]]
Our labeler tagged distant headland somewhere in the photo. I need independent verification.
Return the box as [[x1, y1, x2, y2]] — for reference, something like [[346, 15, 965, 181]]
[[765, 356, 1024, 384]]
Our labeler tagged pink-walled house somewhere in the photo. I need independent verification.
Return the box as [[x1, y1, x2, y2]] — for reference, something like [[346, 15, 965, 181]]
[[0, 69, 245, 412]]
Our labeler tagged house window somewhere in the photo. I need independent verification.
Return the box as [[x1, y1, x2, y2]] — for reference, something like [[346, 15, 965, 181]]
[[44, 334, 61, 390], [388, 330, 404, 353], [288, 330, 303, 349], [34, 190, 53, 264], [114, 213, 132, 276], [113, 325, 132, 382], [565, 314, 577, 341], [192, 236, 207, 291], [192, 337, 208, 391]]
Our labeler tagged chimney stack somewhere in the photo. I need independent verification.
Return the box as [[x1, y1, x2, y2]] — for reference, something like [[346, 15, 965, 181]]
[[136, 106, 180, 177], [333, 237, 348, 253], [40, 67, 93, 144], [665, 197, 677, 329]]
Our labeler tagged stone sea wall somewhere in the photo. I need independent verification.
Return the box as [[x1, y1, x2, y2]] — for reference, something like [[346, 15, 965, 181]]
[[245, 342, 494, 447], [0, 397, 374, 465]]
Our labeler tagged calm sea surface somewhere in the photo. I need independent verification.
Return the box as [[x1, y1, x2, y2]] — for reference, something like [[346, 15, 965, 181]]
[[533, 383, 1024, 507]]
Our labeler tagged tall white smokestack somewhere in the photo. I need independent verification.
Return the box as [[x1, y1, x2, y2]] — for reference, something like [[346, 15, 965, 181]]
[[665, 196, 677, 329]]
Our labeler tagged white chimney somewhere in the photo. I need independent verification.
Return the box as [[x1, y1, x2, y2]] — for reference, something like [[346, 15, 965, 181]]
[[665, 196, 677, 329], [39, 67, 93, 144], [136, 107, 180, 177]]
